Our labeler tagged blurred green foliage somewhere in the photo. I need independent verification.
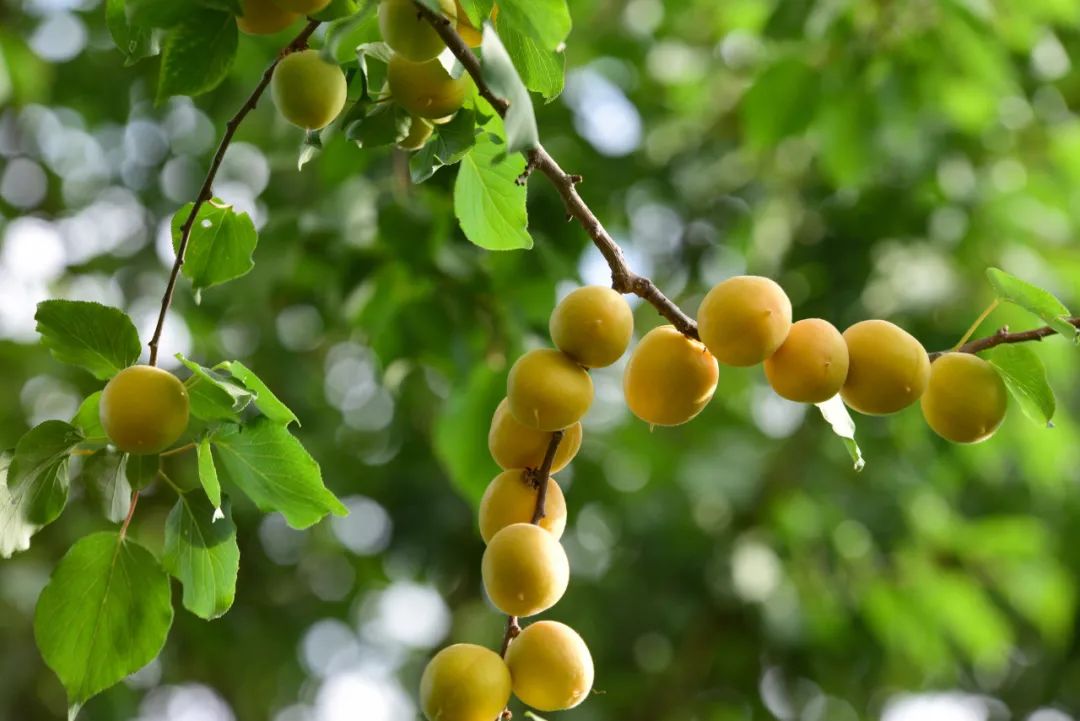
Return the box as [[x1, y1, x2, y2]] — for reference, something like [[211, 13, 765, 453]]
[[2, 0, 1080, 719]]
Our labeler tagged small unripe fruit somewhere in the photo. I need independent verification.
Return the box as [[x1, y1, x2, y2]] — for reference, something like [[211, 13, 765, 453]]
[[479, 470, 566, 543], [505, 621, 594, 712], [397, 116, 433, 150], [921, 352, 1007, 443], [763, 318, 849, 403], [488, 398, 581, 473], [481, 523, 569, 617], [237, 0, 299, 35], [623, 325, 719, 426], [841, 319, 930, 415], [697, 275, 792, 367], [507, 349, 593, 432], [271, 0, 330, 13], [100, 365, 190, 454], [379, 0, 455, 62], [549, 286, 634, 368], [387, 55, 469, 119], [419, 644, 511, 721], [271, 50, 347, 130]]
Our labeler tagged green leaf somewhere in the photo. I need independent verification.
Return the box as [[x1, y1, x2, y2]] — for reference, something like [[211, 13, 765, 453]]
[[197, 436, 222, 508], [72, 392, 107, 442], [986, 268, 1078, 342], [815, 395, 865, 471], [298, 129, 323, 172], [34, 532, 173, 713], [346, 102, 412, 148], [7, 420, 83, 526], [0, 452, 35, 559], [497, 19, 565, 101], [410, 109, 478, 183], [170, 200, 258, 293], [454, 132, 532, 250], [79, 450, 133, 524], [163, 491, 239, 620], [740, 57, 818, 150], [178, 354, 255, 422], [314, 0, 363, 22], [457, 0, 493, 26], [433, 364, 502, 506], [212, 418, 347, 528], [480, 26, 538, 153], [35, 300, 141, 381], [216, 360, 299, 426], [125, 453, 160, 490], [495, 0, 570, 51], [156, 9, 238, 104], [985, 344, 1055, 426], [105, 0, 158, 65], [127, 0, 197, 28]]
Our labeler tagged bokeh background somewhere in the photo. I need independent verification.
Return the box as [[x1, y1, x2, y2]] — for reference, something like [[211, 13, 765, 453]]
[[3, 0, 1080, 719]]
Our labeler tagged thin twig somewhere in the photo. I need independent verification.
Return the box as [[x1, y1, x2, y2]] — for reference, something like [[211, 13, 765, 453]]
[[119, 489, 139, 538], [414, 4, 698, 338], [930, 317, 1080, 360], [146, 20, 321, 366], [952, 299, 1000, 351]]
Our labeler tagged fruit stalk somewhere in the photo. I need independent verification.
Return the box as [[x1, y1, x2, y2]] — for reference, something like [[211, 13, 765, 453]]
[[147, 19, 322, 366]]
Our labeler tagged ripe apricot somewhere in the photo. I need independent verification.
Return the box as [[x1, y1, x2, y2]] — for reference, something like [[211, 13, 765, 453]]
[[623, 325, 719, 426], [763, 318, 849, 403], [397, 116, 433, 150], [379, 0, 455, 62], [270, 0, 330, 13], [481, 523, 569, 617], [100, 365, 189, 454], [271, 50, 347, 130], [488, 398, 581, 473], [419, 643, 511, 721], [237, 0, 299, 35], [920, 352, 1007, 443], [387, 55, 469, 119], [697, 276, 792, 367], [506, 349, 593, 432], [549, 286, 634, 368], [479, 469, 566, 543], [841, 320, 930, 415], [505, 621, 594, 712]]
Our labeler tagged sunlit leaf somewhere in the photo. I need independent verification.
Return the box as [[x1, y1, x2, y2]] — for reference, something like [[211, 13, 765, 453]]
[[35, 301, 141, 381], [163, 491, 239, 619]]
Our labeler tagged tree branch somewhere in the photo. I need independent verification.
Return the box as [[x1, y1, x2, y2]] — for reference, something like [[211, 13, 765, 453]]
[[414, 5, 699, 338], [147, 19, 321, 366], [929, 317, 1080, 360], [417, 4, 1080, 358]]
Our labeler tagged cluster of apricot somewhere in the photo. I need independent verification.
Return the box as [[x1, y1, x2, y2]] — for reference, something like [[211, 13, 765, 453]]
[[634, 275, 1007, 443], [420, 287, 634, 720]]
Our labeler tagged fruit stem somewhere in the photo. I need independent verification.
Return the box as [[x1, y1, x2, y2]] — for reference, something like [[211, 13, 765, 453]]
[[119, 489, 139, 539], [952, 299, 1000, 352], [146, 19, 322, 366], [528, 430, 564, 525]]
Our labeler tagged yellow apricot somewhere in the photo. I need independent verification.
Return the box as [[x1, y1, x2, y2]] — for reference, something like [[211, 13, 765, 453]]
[[397, 116, 433, 150], [481, 523, 569, 617], [387, 55, 469, 119], [454, 0, 486, 47], [505, 621, 594, 712], [271, 0, 330, 13], [100, 365, 189, 455], [479, 469, 566, 543], [237, 0, 299, 35], [920, 352, 1007, 443], [549, 286, 634, 368], [488, 398, 581, 473], [271, 50, 347, 130], [841, 320, 930, 415], [623, 325, 719, 426], [697, 275, 792, 367], [763, 318, 849, 403], [419, 643, 511, 721], [379, 0, 455, 62], [507, 349, 593, 432]]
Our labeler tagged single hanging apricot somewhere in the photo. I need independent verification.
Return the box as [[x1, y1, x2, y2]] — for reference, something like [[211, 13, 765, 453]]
[[763, 318, 849, 403], [921, 352, 1007, 443], [840, 319, 930, 415], [100, 365, 189, 454], [696, 275, 792, 367], [623, 325, 718, 426]]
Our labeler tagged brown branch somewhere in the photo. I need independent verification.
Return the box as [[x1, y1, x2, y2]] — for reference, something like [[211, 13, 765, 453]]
[[929, 317, 1080, 360], [415, 4, 698, 338], [147, 20, 321, 366]]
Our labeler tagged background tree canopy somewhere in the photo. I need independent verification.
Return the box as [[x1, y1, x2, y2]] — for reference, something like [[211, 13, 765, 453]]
[[2, 0, 1080, 720]]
